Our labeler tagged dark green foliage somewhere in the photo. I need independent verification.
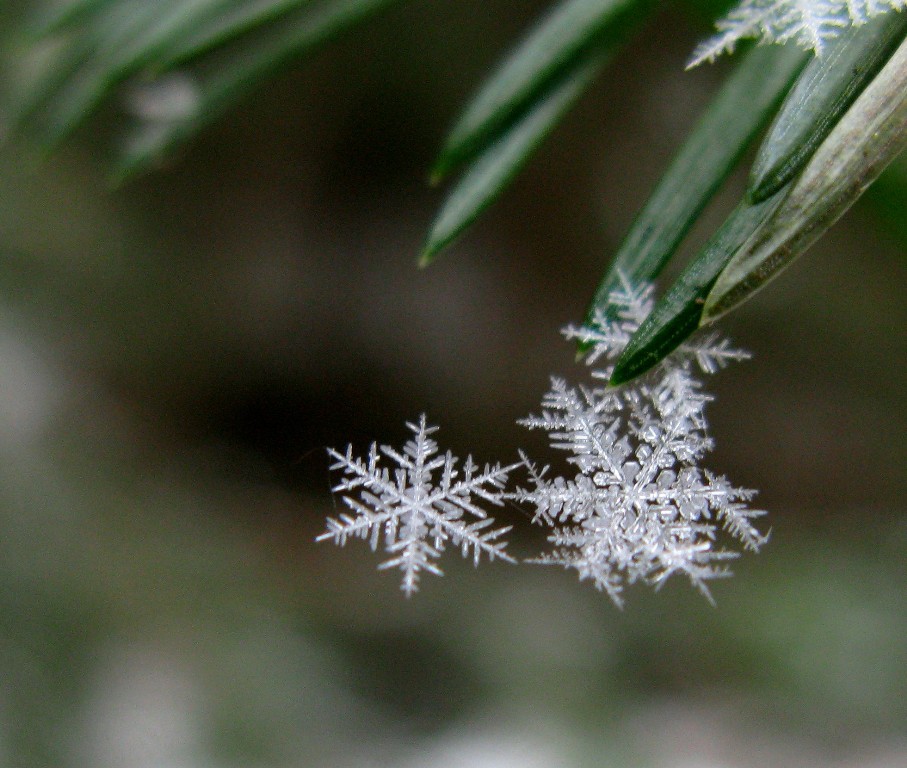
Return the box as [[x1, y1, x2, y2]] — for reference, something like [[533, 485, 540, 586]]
[[610, 193, 785, 385], [584, 43, 807, 330], [4, 0, 907, 382], [601, 20, 907, 383], [4, 0, 405, 170], [748, 11, 907, 202], [421, 48, 610, 265], [429, 0, 651, 184], [422, 0, 655, 263]]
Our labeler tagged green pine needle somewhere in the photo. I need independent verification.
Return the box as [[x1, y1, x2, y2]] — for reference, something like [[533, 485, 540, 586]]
[[4, 0, 403, 166], [609, 192, 785, 385], [430, 0, 649, 183], [112, 0, 401, 179], [421, 48, 609, 266], [584, 42, 807, 337], [748, 10, 907, 203], [704, 33, 907, 322]]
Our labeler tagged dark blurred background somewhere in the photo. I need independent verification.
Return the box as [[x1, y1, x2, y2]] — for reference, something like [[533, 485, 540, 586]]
[[0, 2, 905, 766]]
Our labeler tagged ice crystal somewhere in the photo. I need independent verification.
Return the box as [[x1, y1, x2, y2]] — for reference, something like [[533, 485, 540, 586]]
[[689, 0, 907, 66], [320, 416, 518, 595], [514, 277, 766, 606]]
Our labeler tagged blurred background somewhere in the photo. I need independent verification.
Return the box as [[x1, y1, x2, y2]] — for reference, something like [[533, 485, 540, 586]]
[[1, 1, 905, 766]]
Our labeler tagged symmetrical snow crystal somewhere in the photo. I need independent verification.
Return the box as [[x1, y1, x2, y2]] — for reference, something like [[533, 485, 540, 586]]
[[513, 278, 766, 606], [320, 416, 518, 595]]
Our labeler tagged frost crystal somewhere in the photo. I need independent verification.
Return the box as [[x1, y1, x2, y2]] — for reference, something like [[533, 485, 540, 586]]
[[689, 0, 907, 66], [320, 416, 517, 595], [514, 278, 766, 606]]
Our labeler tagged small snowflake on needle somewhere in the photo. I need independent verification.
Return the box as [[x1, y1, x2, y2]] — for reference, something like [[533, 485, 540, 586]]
[[319, 415, 520, 595], [688, 0, 907, 66]]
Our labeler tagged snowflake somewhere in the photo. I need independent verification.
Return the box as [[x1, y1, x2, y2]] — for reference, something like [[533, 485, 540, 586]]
[[514, 276, 766, 606], [319, 415, 518, 595], [689, 0, 907, 66]]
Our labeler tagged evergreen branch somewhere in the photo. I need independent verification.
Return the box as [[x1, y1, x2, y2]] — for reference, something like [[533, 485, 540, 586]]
[[583, 42, 807, 332]]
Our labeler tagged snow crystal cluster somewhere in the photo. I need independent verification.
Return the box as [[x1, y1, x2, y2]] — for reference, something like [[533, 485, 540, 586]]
[[515, 280, 766, 606], [320, 279, 766, 604]]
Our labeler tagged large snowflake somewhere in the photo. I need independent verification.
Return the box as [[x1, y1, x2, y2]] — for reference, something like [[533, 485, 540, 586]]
[[514, 279, 766, 606], [319, 416, 518, 595], [689, 0, 907, 66]]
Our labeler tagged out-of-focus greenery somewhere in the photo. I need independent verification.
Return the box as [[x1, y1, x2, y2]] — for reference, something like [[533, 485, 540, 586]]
[[1, 2, 906, 767]]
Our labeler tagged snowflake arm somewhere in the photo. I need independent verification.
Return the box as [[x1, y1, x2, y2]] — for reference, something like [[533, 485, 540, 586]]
[[532, 538, 627, 605], [319, 415, 518, 595], [681, 333, 752, 374], [563, 276, 655, 367]]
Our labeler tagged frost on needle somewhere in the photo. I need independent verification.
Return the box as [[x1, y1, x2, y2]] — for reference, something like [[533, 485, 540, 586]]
[[320, 416, 518, 595], [514, 278, 767, 606], [690, 0, 907, 66]]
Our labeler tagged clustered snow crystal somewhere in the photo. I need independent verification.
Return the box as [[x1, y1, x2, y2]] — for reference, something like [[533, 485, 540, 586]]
[[320, 279, 766, 604]]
